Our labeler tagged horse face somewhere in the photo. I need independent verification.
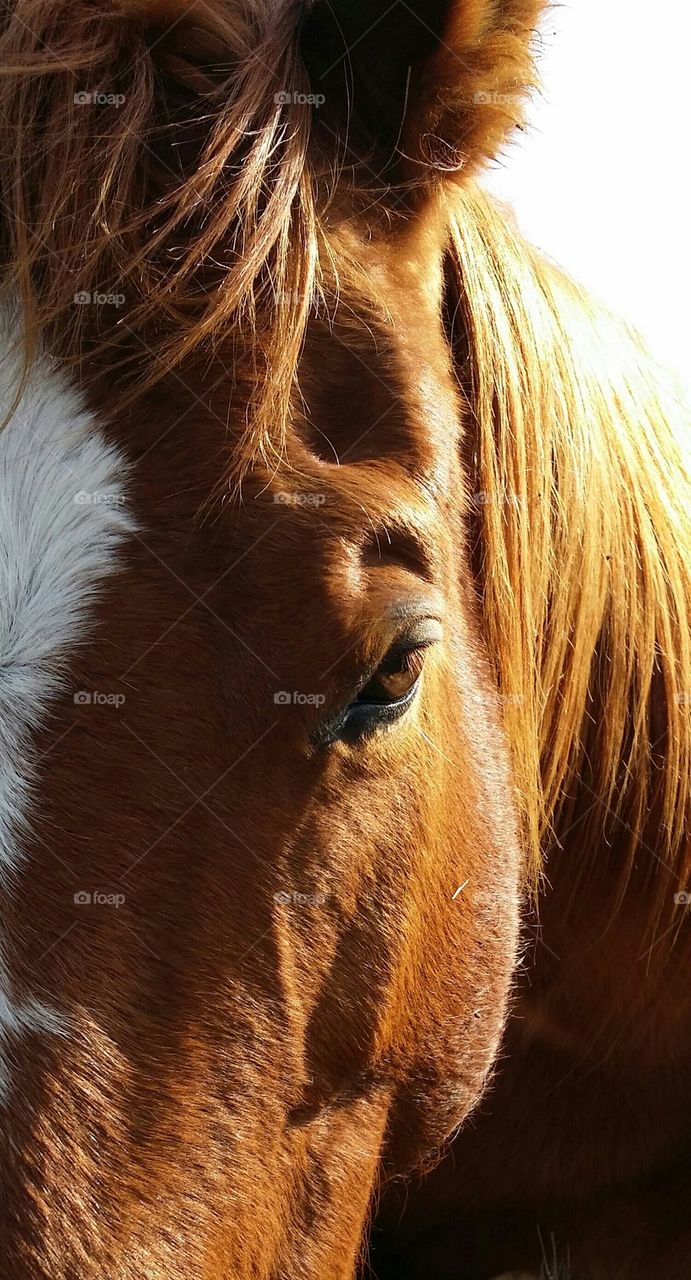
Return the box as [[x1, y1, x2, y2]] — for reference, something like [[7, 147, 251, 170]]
[[0, 243, 521, 1272], [0, 0, 542, 1275]]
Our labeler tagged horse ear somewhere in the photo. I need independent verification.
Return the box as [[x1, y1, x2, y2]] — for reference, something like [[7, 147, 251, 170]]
[[301, 0, 545, 186]]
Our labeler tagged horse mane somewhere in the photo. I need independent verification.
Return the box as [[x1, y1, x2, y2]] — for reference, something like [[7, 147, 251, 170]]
[[447, 184, 691, 923]]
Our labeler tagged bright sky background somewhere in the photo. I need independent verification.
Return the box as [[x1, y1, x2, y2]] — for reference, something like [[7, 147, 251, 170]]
[[481, 0, 691, 396]]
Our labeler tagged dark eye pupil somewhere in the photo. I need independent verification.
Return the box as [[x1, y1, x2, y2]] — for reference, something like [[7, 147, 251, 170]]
[[356, 649, 419, 705]]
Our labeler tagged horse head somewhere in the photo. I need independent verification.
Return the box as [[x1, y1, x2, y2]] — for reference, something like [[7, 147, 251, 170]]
[[0, 2, 545, 1275]]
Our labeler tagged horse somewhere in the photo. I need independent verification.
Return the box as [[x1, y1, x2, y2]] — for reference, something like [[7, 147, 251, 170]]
[[2, 2, 689, 1278], [0, 2, 546, 1277]]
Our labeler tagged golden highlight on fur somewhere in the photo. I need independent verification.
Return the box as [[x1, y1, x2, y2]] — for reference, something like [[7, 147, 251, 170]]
[[448, 186, 691, 921]]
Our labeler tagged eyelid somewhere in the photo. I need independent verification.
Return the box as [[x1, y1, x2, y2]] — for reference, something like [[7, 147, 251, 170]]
[[386, 615, 443, 650]]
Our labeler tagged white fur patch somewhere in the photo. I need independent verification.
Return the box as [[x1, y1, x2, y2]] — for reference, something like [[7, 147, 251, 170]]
[[0, 335, 135, 1102]]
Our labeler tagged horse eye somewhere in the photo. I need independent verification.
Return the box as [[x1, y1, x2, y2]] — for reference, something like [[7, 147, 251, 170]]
[[356, 646, 425, 706], [312, 623, 441, 749], [331, 645, 428, 745]]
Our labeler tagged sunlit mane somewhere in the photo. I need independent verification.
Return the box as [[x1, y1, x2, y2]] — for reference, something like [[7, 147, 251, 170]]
[[448, 184, 691, 920]]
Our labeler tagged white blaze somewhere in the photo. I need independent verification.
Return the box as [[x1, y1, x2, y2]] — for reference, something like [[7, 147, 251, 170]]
[[0, 329, 135, 1101]]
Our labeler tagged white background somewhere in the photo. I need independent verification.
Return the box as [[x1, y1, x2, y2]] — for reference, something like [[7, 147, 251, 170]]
[[482, 0, 691, 394]]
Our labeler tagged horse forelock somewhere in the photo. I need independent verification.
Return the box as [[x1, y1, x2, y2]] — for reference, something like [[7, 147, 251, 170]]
[[0, 0, 545, 480]]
